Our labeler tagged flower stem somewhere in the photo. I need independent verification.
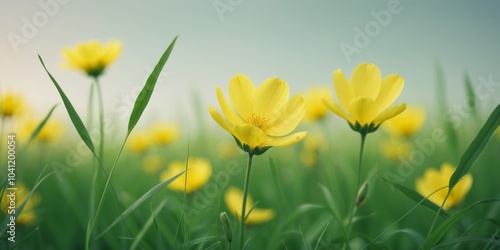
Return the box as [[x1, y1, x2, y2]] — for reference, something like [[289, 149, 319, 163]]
[[344, 132, 367, 247], [240, 153, 254, 249], [427, 189, 451, 237], [87, 82, 95, 129], [94, 77, 105, 161]]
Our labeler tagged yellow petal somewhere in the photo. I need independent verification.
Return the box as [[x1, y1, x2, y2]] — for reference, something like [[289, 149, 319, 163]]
[[374, 74, 404, 112], [253, 77, 289, 118], [373, 103, 406, 125], [224, 187, 254, 218], [229, 74, 255, 119], [208, 106, 233, 134], [262, 131, 307, 147], [351, 63, 381, 99], [216, 86, 245, 125], [245, 208, 275, 225], [348, 97, 378, 126], [333, 69, 354, 110], [232, 124, 268, 150], [266, 95, 305, 136], [102, 41, 122, 66], [321, 97, 353, 124]]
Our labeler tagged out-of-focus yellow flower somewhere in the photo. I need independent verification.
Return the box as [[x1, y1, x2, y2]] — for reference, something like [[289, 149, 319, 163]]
[[128, 131, 150, 154], [383, 106, 425, 137], [300, 132, 328, 168], [379, 137, 412, 160], [61, 40, 122, 78], [322, 63, 406, 134], [150, 123, 179, 145], [302, 86, 331, 122], [142, 154, 164, 174], [209, 74, 307, 155], [1, 91, 25, 117], [224, 187, 275, 225], [1, 183, 41, 225], [416, 162, 473, 210], [18, 116, 64, 143], [160, 157, 212, 194]]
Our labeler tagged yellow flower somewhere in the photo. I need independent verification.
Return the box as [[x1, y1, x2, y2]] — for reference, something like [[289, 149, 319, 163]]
[[302, 86, 332, 122], [322, 63, 406, 134], [209, 74, 307, 155], [383, 106, 425, 137], [1, 183, 41, 225], [379, 137, 412, 160], [61, 40, 122, 78], [300, 132, 328, 168], [128, 131, 150, 154], [416, 162, 473, 210], [142, 154, 164, 174], [150, 123, 179, 145], [160, 157, 212, 193], [224, 187, 275, 225], [18, 116, 64, 143], [1, 91, 25, 117]]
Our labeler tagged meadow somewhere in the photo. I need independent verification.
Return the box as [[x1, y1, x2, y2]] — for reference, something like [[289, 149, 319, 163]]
[[1, 36, 500, 250]]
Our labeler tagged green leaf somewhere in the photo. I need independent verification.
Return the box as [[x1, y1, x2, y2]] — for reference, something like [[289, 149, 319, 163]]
[[95, 170, 185, 239], [449, 104, 500, 189], [38, 55, 96, 155], [128, 36, 178, 135], [27, 104, 58, 144], [464, 71, 478, 120], [423, 198, 500, 249], [378, 175, 449, 218]]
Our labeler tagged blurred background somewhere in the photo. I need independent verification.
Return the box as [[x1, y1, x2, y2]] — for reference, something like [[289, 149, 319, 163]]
[[1, 0, 500, 131]]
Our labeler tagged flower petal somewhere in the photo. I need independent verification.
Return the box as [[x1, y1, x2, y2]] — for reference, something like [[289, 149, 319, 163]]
[[232, 124, 268, 150], [266, 95, 306, 136], [246, 208, 275, 225], [262, 131, 307, 147], [351, 63, 381, 99], [229, 74, 255, 119], [253, 77, 289, 118], [321, 97, 353, 124], [348, 97, 378, 126], [373, 103, 406, 125], [374, 74, 404, 112], [333, 69, 354, 110], [209, 106, 233, 134], [224, 187, 254, 217], [216, 86, 245, 125], [102, 41, 122, 66]]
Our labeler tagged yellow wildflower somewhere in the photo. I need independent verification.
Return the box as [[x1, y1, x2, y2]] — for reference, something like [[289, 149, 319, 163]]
[[160, 157, 212, 194], [322, 63, 406, 134], [61, 40, 122, 78], [302, 86, 331, 122], [209, 74, 307, 155], [416, 162, 473, 210], [383, 106, 425, 137], [224, 187, 275, 225], [1, 91, 25, 117], [18, 116, 64, 143], [300, 132, 328, 168], [1, 183, 41, 225], [150, 123, 179, 145], [128, 131, 150, 154]]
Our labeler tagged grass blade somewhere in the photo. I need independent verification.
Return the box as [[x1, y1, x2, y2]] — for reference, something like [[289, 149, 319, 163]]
[[95, 170, 185, 239], [38, 55, 96, 156], [128, 36, 178, 134], [27, 104, 58, 144], [423, 198, 500, 249], [378, 175, 449, 218], [269, 157, 291, 213], [464, 71, 478, 121], [130, 199, 168, 250], [434, 63, 458, 151], [449, 104, 500, 189]]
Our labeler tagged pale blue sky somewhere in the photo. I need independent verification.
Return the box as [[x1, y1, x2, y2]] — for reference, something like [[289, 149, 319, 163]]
[[1, 0, 499, 130]]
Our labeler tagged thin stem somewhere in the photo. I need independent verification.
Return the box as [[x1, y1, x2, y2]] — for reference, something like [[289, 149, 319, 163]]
[[427, 189, 451, 237], [94, 77, 105, 161], [240, 153, 254, 249], [87, 82, 95, 129], [344, 132, 367, 248]]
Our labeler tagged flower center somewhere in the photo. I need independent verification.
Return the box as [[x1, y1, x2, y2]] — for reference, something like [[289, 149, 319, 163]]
[[247, 114, 268, 130]]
